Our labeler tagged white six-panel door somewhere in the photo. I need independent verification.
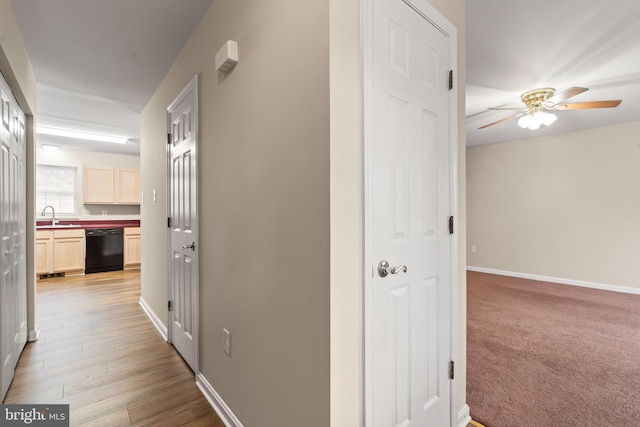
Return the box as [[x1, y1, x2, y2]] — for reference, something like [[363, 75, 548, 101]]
[[167, 75, 199, 372], [1, 73, 27, 400], [366, 0, 454, 426]]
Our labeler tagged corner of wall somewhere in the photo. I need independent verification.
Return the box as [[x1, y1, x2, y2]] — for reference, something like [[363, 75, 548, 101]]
[[329, 0, 364, 425], [138, 297, 168, 340]]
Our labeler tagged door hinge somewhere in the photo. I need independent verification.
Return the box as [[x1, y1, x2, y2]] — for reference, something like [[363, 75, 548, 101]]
[[168, 300, 173, 311], [449, 216, 454, 235], [449, 360, 455, 380], [448, 70, 453, 90], [167, 133, 171, 144], [168, 217, 171, 228]]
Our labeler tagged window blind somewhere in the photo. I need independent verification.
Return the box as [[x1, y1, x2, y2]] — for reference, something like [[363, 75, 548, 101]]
[[36, 164, 77, 216]]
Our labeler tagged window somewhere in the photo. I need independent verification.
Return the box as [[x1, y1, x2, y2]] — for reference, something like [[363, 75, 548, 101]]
[[36, 165, 77, 216]]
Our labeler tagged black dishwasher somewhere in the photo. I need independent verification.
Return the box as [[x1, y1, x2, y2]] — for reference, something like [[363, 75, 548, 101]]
[[85, 228, 124, 274]]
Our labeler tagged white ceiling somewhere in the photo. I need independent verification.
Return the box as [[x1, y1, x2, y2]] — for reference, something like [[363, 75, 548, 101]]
[[466, 0, 640, 147], [11, 0, 214, 155], [12, 1, 640, 153]]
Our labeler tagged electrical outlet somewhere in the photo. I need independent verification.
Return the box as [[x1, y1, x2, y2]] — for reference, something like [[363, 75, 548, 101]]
[[101, 210, 107, 216], [471, 245, 477, 253], [223, 328, 231, 356]]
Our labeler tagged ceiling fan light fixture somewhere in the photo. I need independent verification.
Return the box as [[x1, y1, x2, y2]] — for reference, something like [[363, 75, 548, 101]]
[[517, 110, 557, 130], [517, 113, 538, 130], [540, 111, 557, 127], [479, 86, 621, 130]]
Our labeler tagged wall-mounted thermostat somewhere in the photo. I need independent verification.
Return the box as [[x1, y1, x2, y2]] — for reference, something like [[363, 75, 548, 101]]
[[215, 40, 238, 74]]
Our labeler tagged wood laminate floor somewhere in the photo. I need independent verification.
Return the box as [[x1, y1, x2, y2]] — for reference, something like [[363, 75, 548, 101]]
[[4, 270, 223, 427]]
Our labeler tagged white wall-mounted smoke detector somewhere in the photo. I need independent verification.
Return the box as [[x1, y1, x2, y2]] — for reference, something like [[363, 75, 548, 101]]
[[215, 40, 238, 74]]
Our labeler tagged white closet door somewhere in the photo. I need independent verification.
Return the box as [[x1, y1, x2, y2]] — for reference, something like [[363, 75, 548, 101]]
[[366, 0, 455, 426], [1, 71, 27, 400]]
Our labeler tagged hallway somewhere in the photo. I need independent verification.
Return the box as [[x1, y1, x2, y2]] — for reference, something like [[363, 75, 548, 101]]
[[3, 270, 223, 426]]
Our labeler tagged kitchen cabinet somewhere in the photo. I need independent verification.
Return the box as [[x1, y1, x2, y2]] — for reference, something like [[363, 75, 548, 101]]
[[84, 166, 115, 203], [35, 230, 53, 275], [53, 229, 85, 273], [83, 166, 140, 205], [117, 169, 141, 204], [124, 227, 141, 268], [36, 229, 85, 276]]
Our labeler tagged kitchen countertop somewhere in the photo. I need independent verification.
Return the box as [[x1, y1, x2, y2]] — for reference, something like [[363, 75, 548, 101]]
[[36, 219, 140, 230]]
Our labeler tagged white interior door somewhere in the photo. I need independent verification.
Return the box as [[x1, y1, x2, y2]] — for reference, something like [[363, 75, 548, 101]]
[[167, 75, 199, 372], [366, 0, 454, 426], [1, 73, 27, 400]]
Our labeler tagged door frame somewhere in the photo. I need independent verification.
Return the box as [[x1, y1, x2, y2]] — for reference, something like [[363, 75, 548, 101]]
[[362, 0, 460, 425], [166, 74, 200, 374]]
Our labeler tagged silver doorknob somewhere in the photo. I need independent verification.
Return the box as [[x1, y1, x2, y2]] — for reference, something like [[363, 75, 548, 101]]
[[182, 241, 196, 251], [378, 260, 408, 277]]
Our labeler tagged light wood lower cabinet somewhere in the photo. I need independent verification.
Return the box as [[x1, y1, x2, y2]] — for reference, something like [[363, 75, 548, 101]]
[[36, 229, 85, 276], [53, 229, 85, 273], [35, 230, 53, 275], [124, 227, 141, 269]]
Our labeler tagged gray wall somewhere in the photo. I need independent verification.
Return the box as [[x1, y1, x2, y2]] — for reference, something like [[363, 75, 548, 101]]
[[468, 120, 640, 289], [140, 0, 329, 426]]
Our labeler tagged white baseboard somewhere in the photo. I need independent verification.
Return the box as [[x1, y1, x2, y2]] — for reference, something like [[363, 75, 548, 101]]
[[28, 329, 40, 342], [138, 297, 168, 340], [467, 266, 640, 295], [139, 299, 241, 426], [196, 373, 244, 427], [458, 404, 471, 427]]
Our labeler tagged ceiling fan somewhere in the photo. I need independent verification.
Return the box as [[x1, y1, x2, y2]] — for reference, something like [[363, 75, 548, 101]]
[[479, 87, 622, 130]]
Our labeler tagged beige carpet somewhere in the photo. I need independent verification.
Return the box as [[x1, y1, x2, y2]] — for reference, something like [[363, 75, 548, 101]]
[[467, 271, 640, 427]]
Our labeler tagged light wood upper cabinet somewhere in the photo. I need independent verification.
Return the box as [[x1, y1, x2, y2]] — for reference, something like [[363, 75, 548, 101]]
[[117, 169, 141, 204], [84, 166, 115, 203], [83, 166, 140, 205], [124, 227, 141, 268]]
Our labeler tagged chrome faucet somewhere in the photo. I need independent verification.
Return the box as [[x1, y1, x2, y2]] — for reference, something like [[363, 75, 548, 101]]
[[41, 205, 58, 226]]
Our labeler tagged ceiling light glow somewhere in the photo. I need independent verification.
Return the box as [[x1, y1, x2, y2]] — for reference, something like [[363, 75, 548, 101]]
[[37, 126, 129, 144], [517, 110, 557, 130], [41, 144, 60, 151]]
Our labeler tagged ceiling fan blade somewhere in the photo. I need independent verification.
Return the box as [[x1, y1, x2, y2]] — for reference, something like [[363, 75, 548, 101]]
[[553, 100, 622, 110], [488, 105, 526, 111], [547, 87, 589, 104], [478, 113, 522, 129]]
